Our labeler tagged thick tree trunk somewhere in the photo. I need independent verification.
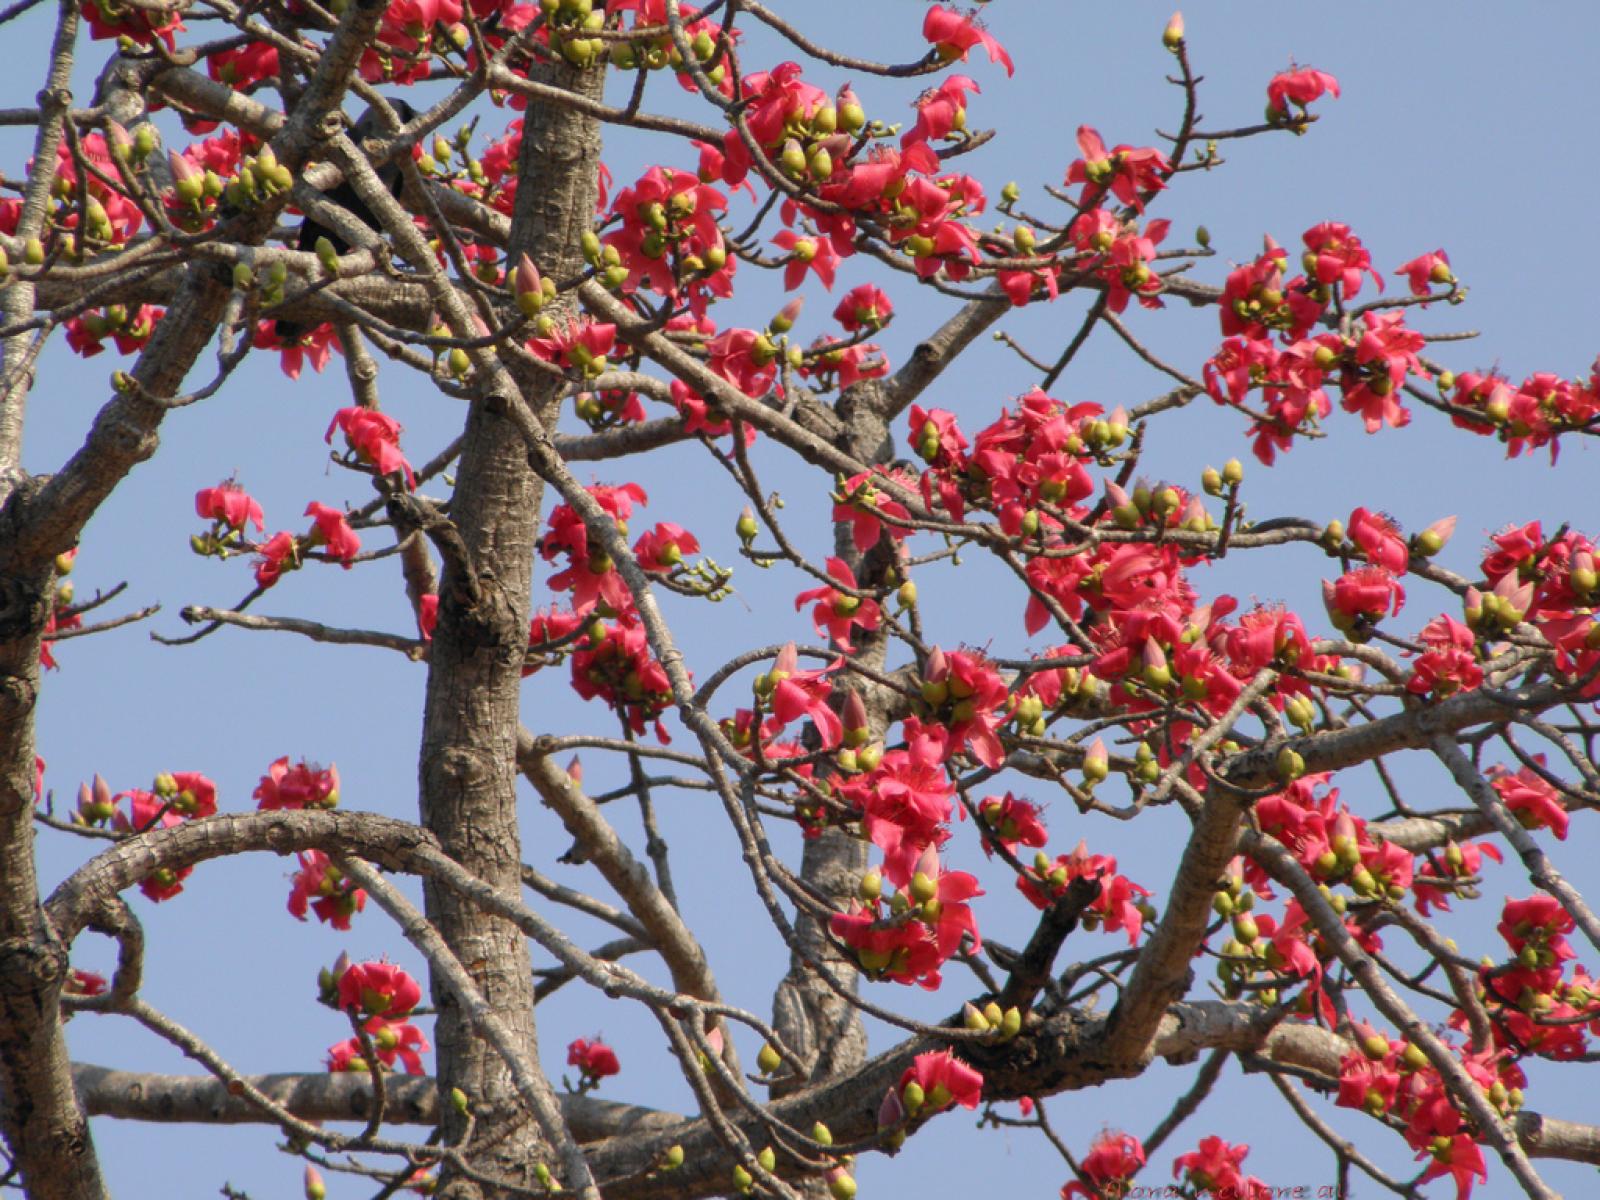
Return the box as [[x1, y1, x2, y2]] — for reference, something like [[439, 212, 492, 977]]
[[418, 60, 605, 1196]]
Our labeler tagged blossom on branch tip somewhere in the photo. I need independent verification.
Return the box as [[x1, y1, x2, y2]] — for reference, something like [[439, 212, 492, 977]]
[[338, 961, 422, 1019], [922, 6, 1013, 76], [253, 757, 340, 810]]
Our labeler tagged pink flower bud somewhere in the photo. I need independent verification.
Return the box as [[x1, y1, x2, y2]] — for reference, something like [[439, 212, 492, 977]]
[[924, 646, 950, 682], [1414, 516, 1456, 556], [1163, 11, 1185, 49], [771, 296, 804, 334], [877, 1086, 905, 1128], [1082, 737, 1109, 785]]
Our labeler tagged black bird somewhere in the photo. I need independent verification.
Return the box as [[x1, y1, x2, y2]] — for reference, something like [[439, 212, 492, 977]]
[[275, 98, 419, 341]]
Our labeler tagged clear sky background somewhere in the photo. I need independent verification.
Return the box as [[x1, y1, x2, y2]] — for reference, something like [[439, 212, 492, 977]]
[[8, 2, 1599, 1197]]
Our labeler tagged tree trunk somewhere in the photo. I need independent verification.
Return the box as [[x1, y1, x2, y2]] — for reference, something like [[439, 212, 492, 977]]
[[418, 60, 605, 1196]]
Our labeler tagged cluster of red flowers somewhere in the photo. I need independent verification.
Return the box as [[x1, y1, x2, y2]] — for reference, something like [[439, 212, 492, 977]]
[[326, 961, 429, 1076], [91, 771, 219, 902], [1060, 1130, 1270, 1199]]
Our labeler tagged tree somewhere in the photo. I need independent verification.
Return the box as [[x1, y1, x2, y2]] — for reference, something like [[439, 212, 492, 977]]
[[3, 2, 1600, 1198]]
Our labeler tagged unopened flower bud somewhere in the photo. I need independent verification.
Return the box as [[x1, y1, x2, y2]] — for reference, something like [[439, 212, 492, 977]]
[[770, 296, 804, 334], [736, 506, 759, 545], [757, 1043, 782, 1074], [315, 235, 340, 276], [305, 1165, 327, 1200], [1413, 516, 1456, 557], [1082, 737, 1109, 786], [1162, 11, 1184, 50], [826, 1166, 857, 1200]]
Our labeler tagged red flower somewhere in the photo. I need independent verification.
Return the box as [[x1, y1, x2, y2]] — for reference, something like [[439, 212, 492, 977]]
[[922, 5, 1013, 76], [1267, 66, 1340, 116], [795, 558, 881, 652], [772, 229, 839, 290], [207, 42, 280, 88], [1347, 507, 1409, 573], [254, 320, 341, 380], [328, 1017, 429, 1075], [154, 770, 217, 818], [1062, 1131, 1146, 1198], [1397, 249, 1454, 297], [833, 284, 893, 332], [1172, 1136, 1269, 1199], [706, 328, 778, 398], [1065, 126, 1171, 212], [338, 961, 422, 1018], [764, 642, 842, 749], [325, 407, 416, 489], [287, 850, 367, 930], [633, 522, 700, 573], [1322, 566, 1405, 635], [1407, 614, 1482, 699], [254, 531, 299, 589], [898, 1050, 983, 1113], [567, 1036, 621, 1081], [112, 790, 192, 902], [1416, 1133, 1487, 1200], [417, 594, 440, 641], [305, 502, 361, 566], [1489, 761, 1569, 840], [195, 481, 265, 533], [67, 969, 108, 997], [254, 757, 340, 810], [977, 792, 1048, 856]]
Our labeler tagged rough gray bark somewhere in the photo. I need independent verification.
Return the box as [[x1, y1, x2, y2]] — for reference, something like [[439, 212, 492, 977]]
[[414, 57, 606, 1196]]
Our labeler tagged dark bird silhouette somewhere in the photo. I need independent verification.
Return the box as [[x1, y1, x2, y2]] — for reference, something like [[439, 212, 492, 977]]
[[275, 99, 418, 342]]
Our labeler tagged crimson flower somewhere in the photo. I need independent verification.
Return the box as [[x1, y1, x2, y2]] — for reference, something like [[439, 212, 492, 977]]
[[567, 1036, 621, 1082], [207, 41, 279, 89], [253, 757, 340, 810], [325, 407, 416, 489], [898, 1050, 983, 1114], [921, 5, 1013, 76], [67, 969, 108, 997], [794, 558, 881, 652], [253, 531, 298, 589], [287, 850, 367, 929], [195, 481, 264, 533], [111, 790, 192, 902], [1489, 761, 1569, 840], [328, 1017, 429, 1075], [1065, 126, 1170, 212], [154, 770, 217, 818], [764, 642, 842, 749], [1172, 1135, 1269, 1199], [977, 792, 1048, 856], [1347, 507, 1409, 573], [255, 320, 341, 380], [1062, 1130, 1145, 1198], [1397, 249, 1454, 297], [338, 961, 422, 1018], [633, 522, 700, 573], [833, 284, 893, 332], [1267, 65, 1340, 116], [1322, 566, 1404, 636], [305, 502, 361, 566]]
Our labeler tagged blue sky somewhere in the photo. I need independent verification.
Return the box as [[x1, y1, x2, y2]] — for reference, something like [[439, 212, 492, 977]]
[[10, 3, 1600, 1197]]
